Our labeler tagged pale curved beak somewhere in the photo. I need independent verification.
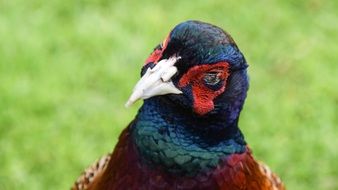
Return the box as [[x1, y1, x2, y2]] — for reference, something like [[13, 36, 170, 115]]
[[125, 56, 182, 107]]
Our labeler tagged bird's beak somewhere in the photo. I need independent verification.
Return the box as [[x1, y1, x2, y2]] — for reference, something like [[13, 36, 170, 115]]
[[125, 56, 182, 107]]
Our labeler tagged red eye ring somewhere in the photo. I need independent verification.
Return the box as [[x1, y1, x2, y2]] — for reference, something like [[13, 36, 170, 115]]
[[178, 62, 230, 115]]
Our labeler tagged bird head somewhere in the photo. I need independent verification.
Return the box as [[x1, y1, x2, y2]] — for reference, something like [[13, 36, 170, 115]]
[[126, 20, 248, 123]]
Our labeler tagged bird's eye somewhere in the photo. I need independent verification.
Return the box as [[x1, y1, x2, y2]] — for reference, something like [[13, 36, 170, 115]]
[[203, 72, 221, 86]]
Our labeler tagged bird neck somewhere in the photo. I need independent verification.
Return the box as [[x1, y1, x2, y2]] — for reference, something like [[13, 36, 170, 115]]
[[131, 97, 247, 177]]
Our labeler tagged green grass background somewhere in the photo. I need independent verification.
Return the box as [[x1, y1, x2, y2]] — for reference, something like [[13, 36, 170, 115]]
[[0, 0, 337, 189]]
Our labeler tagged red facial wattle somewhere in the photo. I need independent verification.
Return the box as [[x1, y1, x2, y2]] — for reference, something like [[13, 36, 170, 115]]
[[178, 62, 230, 115], [144, 34, 171, 65]]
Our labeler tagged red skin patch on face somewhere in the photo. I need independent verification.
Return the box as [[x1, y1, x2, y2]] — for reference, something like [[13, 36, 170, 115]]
[[144, 33, 170, 65], [178, 62, 230, 115]]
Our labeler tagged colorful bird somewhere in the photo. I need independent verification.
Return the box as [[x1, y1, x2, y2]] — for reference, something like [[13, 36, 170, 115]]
[[72, 20, 285, 190]]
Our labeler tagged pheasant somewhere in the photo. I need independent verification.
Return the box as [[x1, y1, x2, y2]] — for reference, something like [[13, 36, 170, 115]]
[[72, 20, 285, 190]]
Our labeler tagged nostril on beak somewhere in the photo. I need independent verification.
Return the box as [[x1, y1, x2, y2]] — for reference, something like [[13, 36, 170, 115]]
[[161, 67, 178, 82], [125, 56, 182, 108]]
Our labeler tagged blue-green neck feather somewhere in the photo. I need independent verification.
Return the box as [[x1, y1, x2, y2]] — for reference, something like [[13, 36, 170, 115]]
[[131, 96, 246, 177]]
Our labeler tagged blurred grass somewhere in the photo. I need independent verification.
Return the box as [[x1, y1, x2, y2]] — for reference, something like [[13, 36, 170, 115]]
[[0, 0, 337, 189]]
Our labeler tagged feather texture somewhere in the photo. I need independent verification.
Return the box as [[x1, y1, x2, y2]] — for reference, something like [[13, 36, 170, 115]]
[[72, 154, 111, 190], [72, 124, 285, 190]]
